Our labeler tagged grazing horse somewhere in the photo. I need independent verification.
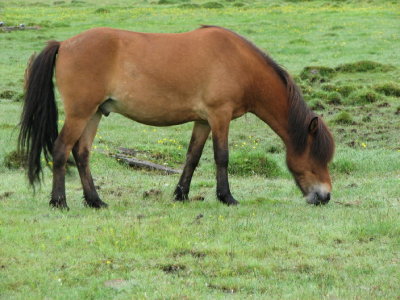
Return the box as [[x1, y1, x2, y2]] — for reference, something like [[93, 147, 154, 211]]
[[19, 26, 334, 209]]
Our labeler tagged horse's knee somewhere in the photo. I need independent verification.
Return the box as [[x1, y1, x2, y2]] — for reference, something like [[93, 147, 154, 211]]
[[214, 148, 229, 167], [186, 153, 201, 169], [52, 148, 67, 169], [74, 148, 90, 168]]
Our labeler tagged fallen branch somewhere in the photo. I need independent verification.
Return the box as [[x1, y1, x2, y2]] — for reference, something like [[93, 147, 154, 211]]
[[117, 147, 140, 156], [112, 153, 181, 175]]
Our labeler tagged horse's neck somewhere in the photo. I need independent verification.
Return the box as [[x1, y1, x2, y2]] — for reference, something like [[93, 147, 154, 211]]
[[251, 80, 291, 146]]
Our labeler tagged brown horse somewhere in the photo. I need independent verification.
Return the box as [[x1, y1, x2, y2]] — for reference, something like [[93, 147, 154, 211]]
[[18, 26, 334, 209]]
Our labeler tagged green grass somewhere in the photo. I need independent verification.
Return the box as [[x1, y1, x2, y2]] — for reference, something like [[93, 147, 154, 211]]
[[1, 0, 400, 299]]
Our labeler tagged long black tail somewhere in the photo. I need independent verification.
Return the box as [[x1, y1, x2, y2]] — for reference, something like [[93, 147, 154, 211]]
[[18, 41, 60, 186]]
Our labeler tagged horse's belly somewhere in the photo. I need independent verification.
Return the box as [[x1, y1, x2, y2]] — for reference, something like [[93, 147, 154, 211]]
[[102, 97, 203, 126]]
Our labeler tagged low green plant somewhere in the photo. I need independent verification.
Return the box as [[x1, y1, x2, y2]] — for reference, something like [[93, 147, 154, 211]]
[[70, 0, 86, 4], [374, 82, 400, 97], [3, 150, 25, 169], [331, 111, 354, 125], [362, 115, 372, 122], [336, 85, 358, 97], [0, 90, 16, 100], [321, 83, 336, 92], [331, 158, 358, 174], [266, 145, 282, 154], [229, 151, 282, 177], [298, 80, 313, 95], [327, 91, 342, 105], [309, 99, 325, 110], [305, 90, 341, 106], [321, 84, 358, 98], [348, 89, 381, 105], [94, 7, 110, 13], [178, 3, 200, 8]]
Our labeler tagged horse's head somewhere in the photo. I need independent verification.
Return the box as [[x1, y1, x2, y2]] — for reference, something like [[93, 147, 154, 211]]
[[286, 117, 334, 205]]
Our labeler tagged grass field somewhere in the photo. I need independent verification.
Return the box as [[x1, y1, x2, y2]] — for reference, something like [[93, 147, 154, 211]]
[[1, 0, 399, 299]]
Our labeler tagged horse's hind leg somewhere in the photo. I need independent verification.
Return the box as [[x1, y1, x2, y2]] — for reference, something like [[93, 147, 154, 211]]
[[50, 116, 93, 209], [209, 114, 238, 206], [174, 121, 210, 201], [72, 111, 107, 208]]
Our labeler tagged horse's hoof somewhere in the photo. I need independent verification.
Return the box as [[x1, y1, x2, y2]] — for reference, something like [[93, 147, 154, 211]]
[[173, 188, 189, 201], [83, 192, 108, 209], [218, 195, 239, 206], [174, 194, 189, 202], [85, 199, 108, 209], [49, 199, 69, 210], [226, 198, 239, 206]]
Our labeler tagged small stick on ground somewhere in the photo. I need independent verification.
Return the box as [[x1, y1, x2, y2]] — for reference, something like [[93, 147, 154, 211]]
[[112, 153, 181, 174]]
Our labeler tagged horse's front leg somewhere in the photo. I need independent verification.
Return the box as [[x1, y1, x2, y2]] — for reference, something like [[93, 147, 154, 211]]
[[209, 114, 238, 206], [174, 121, 211, 201]]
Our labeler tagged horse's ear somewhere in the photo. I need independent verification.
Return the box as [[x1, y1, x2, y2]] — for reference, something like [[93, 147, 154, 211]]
[[308, 117, 319, 135]]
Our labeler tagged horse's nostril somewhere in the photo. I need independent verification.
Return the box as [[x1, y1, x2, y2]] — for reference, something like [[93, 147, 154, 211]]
[[315, 191, 331, 205]]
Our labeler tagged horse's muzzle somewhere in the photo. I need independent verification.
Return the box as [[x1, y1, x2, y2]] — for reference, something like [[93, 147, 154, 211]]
[[306, 191, 331, 205]]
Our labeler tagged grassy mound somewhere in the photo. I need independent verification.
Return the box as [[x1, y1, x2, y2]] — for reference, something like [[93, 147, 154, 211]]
[[298, 60, 396, 110], [299, 66, 335, 83], [335, 60, 395, 73], [202, 2, 224, 8]]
